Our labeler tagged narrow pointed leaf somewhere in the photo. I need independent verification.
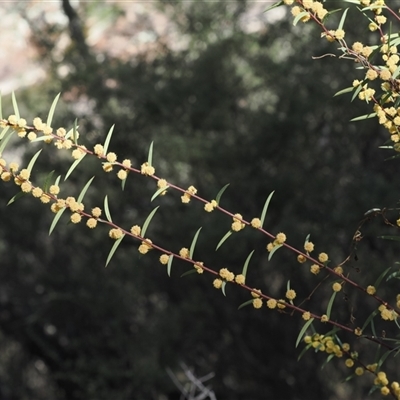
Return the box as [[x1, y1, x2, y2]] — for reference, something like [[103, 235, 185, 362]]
[[105, 234, 125, 267], [293, 11, 310, 26], [350, 112, 376, 121], [334, 334, 343, 348], [221, 281, 227, 297], [46, 93, 61, 127], [381, 92, 393, 106], [242, 250, 255, 277], [64, 154, 86, 181], [373, 266, 392, 289], [216, 230, 232, 250], [377, 349, 394, 370], [11, 92, 20, 119], [378, 235, 400, 241], [64, 125, 79, 140], [31, 135, 55, 143], [264, 0, 283, 13], [77, 176, 95, 203], [7, 192, 26, 205], [326, 291, 337, 319], [72, 119, 78, 145], [373, 344, 381, 366], [181, 269, 197, 278], [260, 190, 275, 227], [0, 125, 9, 140], [268, 244, 283, 261], [104, 195, 112, 222], [43, 170, 55, 192], [375, 338, 400, 343], [351, 84, 364, 102], [393, 64, 400, 79], [121, 177, 127, 191], [321, 354, 335, 370], [362, 4, 390, 11], [326, 8, 344, 16], [337, 8, 349, 30], [0, 92, 2, 119], [147, 141, 154, 166], [297, 343, 312, 361], [367, 385, 380, 396], [238, 299, 254, 310], [103, 124, 115, 155], [167, 255, 173, 277], [49, 208, 66, 235], [189, 227, 202, 259], [324, 327, 340, 339], [343, 373, 355, 382], [385, 154, 400, 161], [371, 318, 377, 337], [0, 129, 13, 155], [364, 208, 381, 216], [296, 318, 314, 348], [141, 206, 159, 237], [215, 183, 230, 205], [55, 175, 61, 186], [333, 87, 353, 97], [386, 270, 400, 281], [151, 185, 170, 202], [26, 149, 42, 174]]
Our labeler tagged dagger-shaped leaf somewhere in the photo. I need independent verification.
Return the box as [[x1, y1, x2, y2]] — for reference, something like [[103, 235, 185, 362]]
[[141, 206, 160, 237], [105, 234, 125, 267]]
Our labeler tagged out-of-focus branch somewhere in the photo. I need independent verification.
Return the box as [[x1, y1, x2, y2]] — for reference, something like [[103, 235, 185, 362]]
[[61, 0, 90, 59], [166, 363, 217, 400]]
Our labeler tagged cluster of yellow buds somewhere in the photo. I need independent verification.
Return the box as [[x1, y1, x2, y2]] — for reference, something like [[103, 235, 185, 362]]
[[204, 199, 217, 212], [4, 115, 28, 138], [141, 162, 155, 176], [288, 0, 328, 23], [181, 185, 197, 203], [157, 179, 168, 196], [138, 239, 152, 254], [266, 232, 286, 252], [379, 304, 398, 321], [231, 213, 245, 232], [212, 269, 245, 291], [304, 334, 349, 358]]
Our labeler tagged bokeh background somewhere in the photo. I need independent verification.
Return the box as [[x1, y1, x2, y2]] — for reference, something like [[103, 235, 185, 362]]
[[0, 1, 399, 399]]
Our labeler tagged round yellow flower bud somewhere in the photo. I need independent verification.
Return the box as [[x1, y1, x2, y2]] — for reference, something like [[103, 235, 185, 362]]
[[345, 359, 354, 368], [70, 213, 82, 224], [275, 232, 286, 244], [366, 285, 376, 295], [179, 248, 190, 258], [213, 279, 223, 289], [332, 282, 342, 292], [159, 254, 169, 265], [285, 289, 296, 300], [355, 367, 364, 376], [318, 252, 329, 263], [302, 311, 311, 321], [267, 299, 277, 309], [130, 225, 141, 236], [253, 298, 263, 309], [86, 218, 97, 229]]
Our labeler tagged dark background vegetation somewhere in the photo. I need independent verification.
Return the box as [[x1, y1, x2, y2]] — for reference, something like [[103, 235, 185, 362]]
[[0, 1, 399, 399]]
